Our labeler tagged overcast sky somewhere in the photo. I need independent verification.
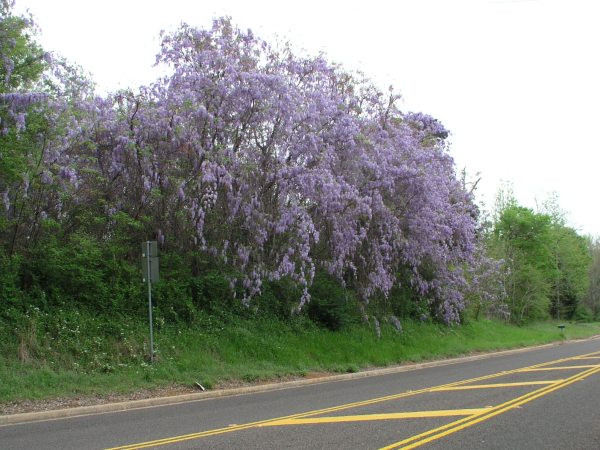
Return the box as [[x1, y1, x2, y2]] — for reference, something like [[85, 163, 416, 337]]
[[15, 0, 600, 235]]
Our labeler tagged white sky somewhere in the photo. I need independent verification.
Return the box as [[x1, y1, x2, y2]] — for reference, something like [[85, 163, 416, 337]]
[[15, 0, 600, 236]]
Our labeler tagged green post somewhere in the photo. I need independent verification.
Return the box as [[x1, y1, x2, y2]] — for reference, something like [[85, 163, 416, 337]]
[[146, 241, 154, 362], [142, 241, 159, 362]]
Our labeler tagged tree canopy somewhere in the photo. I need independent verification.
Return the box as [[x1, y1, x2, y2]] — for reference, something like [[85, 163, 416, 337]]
[[1, 9, 595, 326], [487, 202, 590, 323]]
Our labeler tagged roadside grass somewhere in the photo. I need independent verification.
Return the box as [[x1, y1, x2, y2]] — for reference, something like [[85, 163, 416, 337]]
[[1, 315, 599, 405]]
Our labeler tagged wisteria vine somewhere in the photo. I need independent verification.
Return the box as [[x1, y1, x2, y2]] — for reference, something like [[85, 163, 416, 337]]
[[1, 14, 483, 322]]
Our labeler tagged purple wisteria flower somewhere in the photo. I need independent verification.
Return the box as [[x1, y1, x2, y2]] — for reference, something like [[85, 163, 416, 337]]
[[0, 14, 490, 323]]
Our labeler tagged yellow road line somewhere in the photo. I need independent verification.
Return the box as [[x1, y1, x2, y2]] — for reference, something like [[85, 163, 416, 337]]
[[429, 380, 562, 391], [381, 365, 600, 449], [517, 365, 599, 372], [258, 409, 491, 426], [106, 369, 534, 450], [398, 366, 600, 450], [107, 351, 600, 450]]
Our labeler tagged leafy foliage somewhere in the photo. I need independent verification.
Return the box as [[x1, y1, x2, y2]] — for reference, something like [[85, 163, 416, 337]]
[[487, 200, 591, 323], [307, 271, 360, 330], [1, 7, 594, 331], [583, 237, 600, 320], [0, 13, 482, 323]]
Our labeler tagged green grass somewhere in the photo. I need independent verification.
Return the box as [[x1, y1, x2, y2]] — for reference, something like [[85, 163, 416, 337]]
[[1, 314, 599, 404]]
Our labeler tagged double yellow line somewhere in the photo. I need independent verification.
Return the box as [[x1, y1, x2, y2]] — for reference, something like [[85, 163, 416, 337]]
[[381, 363, 600, 449], [107, 351, 600, 450]]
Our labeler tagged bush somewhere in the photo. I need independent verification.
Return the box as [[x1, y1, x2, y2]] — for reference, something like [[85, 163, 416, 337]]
[[384, 279, 431, 322], [307, 272, 360, 330], [0, 251, 24, 312], [250, 278, 301, 321], [573, 304, 594, 323]]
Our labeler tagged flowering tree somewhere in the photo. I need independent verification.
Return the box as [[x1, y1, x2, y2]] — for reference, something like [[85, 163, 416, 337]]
[[1, 14, 482, 322], [1, 1, 98, 254], [85, 18, 478, 320], [1, 2, 48, 253]]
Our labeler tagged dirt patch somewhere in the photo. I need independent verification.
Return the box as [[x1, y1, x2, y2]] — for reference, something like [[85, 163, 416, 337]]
[[303, 371, 331, 379], [0, 385, 196, 416], [0, 372, 337, 416]]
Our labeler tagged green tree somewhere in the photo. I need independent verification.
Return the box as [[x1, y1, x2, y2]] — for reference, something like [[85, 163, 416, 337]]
[[1, 1, 49, 254], [539, 193, 591, 320], [0, 1, 45, 94], [490, 206, 554, 323], [1, 3, 95, 256], [547, 224, 590, 320], [583, 238, 600, 319], [487, 191, 592, 323]]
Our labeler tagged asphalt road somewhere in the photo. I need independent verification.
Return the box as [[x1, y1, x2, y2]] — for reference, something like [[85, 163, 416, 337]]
[[2, 337, 600, 449]]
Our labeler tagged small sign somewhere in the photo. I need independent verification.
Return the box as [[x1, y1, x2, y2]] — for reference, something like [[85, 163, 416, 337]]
[[142, 241, 158, 258], [142, 241, 159, 283]]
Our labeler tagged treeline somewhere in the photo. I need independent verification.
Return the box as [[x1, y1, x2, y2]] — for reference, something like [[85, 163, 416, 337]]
[[0, 4, 597, 338], [477, 191, 594, 323]]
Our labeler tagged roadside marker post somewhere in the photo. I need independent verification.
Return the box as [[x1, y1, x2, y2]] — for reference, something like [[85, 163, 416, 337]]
[[142, 241, 159, 362]]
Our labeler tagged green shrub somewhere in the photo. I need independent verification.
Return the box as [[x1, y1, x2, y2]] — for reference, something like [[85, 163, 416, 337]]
[[307, 271, 360, 330], [0, 251, 23, 311], [573, 304, 594, 323], [251, 278, 300, 321]]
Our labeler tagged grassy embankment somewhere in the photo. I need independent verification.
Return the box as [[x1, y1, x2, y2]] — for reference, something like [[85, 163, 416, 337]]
[[1, 313, 599, 405]]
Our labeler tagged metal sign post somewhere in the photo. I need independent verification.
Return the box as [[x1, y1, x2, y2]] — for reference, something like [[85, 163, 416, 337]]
[[142, 241, 159, 363]]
